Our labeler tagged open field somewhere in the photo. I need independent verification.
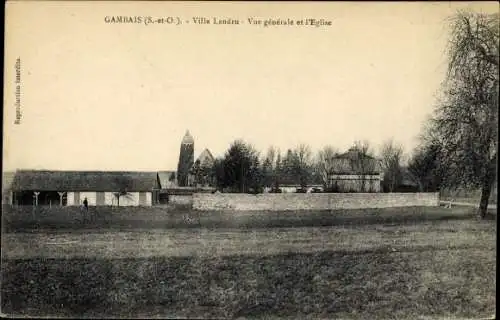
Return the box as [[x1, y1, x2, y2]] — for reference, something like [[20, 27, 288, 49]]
[[2, 205, 496, 232], [1, 207, 497, 319]]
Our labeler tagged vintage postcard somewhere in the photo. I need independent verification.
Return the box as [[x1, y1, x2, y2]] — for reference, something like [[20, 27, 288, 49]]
[[2, 1, 498, 319]]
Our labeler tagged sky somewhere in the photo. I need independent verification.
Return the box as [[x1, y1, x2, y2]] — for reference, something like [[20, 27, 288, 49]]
[[3, 1, 498, 172]]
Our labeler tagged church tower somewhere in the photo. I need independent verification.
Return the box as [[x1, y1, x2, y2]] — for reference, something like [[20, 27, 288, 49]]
[[177, 130, 194, 187]]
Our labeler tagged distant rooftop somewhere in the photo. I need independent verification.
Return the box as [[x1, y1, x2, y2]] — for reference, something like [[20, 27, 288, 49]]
[[197, 148, 215, 165], [8, 170, 159, 192], [333, 147, 375, 160]]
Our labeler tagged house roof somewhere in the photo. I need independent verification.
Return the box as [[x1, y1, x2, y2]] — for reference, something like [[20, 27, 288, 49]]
[[10, 170, 159, 192], [197, 149, 215, 166], [157, 171, 177, 189], [329, 148, 382, 175]]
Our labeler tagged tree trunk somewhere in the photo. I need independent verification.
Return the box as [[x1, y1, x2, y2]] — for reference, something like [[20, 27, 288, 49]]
[[478, 175, 494, 218]]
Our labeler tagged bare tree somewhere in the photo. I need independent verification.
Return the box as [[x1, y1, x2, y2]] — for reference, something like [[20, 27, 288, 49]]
[[380, 139, 404, 192], [262, 146, 282, 190], [430, 11, 498, 218], [112, 175, 134, 206], [316, 145, 339, 189], [292, 144, 313, 189]]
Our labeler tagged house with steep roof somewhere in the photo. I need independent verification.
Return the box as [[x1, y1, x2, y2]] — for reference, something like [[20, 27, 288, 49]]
[[327, 147, 383, 192], [7, 170, 160, 206], [197, 148, 215, 168]]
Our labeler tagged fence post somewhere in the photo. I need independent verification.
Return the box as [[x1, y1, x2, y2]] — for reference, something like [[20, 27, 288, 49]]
[[58, 192, 65, 206], [34, 192, 40, 206]]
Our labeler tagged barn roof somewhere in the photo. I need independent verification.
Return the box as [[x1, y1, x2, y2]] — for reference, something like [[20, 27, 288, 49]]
[[157, 171, 177, 189], [10, 170, 159, 192]]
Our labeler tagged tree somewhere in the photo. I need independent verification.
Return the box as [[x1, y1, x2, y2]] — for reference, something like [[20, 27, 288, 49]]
[[275, 152, 282, 187], [190, 159, 214, 187], [212, 158, 226, 191], [293, 144, 312, 189], [261, 146, 279, 189], [315, 145, 339, 189], [112, 175, 133, 206], [380, 139, 404, 192], [190, 160, 203, 186], [283, 144, 312, 189], [168, 172, 176, 182], [429, 11, 498, 218], [218, 140, 263, 193], [408, 143, 443, 192]]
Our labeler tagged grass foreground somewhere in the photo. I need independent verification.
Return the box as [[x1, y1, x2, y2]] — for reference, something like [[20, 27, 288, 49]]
[[1, 206, 497, 319]]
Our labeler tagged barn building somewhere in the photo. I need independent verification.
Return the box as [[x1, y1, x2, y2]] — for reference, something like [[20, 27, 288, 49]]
[[6, 170, 160, 206]]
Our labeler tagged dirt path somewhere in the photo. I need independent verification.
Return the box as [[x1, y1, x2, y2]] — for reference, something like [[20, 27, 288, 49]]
[[439, 200, 497, 209]]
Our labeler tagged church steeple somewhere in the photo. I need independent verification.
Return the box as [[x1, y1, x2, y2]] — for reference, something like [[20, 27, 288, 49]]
[[177, 130, 195, 186], [182, 130, 194, 145]]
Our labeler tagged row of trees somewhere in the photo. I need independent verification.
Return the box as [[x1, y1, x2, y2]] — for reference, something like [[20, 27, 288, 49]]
[[189, 138, 412, 194]]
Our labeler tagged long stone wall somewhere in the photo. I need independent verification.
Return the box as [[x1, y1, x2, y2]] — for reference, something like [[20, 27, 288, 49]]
[[192, 193, 440, 211]]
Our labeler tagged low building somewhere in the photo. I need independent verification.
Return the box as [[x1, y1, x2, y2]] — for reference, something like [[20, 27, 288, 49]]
[[327, 147, 383, 192], [7, 170, 160, 206]]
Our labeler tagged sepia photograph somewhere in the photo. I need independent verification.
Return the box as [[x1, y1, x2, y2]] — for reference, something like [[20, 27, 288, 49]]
[[2, 1, 498, 319]]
